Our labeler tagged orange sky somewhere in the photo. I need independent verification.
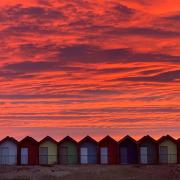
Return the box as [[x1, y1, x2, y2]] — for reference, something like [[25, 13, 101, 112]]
[[0, 0, 180, 141]]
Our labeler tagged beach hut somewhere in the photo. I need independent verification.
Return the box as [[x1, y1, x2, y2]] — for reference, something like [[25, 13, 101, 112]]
[[138, 135, 158, 164], [39, 136, 58, 165], [98, 136, 118, 164], [158, 135, 177, 164], [0, 136, 18, 165], [119, 135, 137, 164], [18, 136, 39, 165], [79, 136, 98, 164], [58, 136, 78, 164]]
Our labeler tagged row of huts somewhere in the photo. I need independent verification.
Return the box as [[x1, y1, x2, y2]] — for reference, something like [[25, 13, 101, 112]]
[[0, 135, 179, 165]]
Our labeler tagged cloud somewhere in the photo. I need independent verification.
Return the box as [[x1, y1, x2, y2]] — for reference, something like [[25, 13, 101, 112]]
[[4, 61, 58, 73], [2, 23, 60, 36], [114, 4, 135, 16], [57, 44, 180, 63], [95, 67, 140, 74], [0, 94, 85, 99], [115, 70, 180, 82], [1, 43, 179, 78], [164, 14, 180, 21], [139, 69, 164, 75], [0, 4, 64, 22], [0, 0, 180, 139], [107, 27, 180, 38]]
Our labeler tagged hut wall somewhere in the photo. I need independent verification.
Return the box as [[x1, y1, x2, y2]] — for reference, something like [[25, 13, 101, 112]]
[[120, 141, 137, 164], [177, 141, 180, 163], [19, 141, 38, 165], [159, 140, 177, 164], [139, 142, 157, 164], [100, 141, 118, 164], [0, 141, 17, 165], [80, 142, 97, 164], [39, 141, 57, 165], [59, 141, 78, 164]]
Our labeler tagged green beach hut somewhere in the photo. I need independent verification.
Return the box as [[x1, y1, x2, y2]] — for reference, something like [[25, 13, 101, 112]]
[[58, 136, 78, 164]]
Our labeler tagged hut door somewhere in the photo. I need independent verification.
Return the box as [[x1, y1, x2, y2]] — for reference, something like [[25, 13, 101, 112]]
[[0, 147, 9, 165], [100, 147, 108, 164], [80, 147, 88, 164], [120, 147, 128, 164], [159, 146, 168, 164], [39, 147, 48, 165], [140, 147, 148, 164], [21, 148, 28, 165], [60, 147, 68, 164]]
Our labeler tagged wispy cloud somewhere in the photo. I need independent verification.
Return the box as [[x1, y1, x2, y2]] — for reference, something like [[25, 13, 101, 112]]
[[0, 0, 179, 139]]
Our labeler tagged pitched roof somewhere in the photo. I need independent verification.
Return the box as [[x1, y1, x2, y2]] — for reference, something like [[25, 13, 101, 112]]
[[19, 136, 38, 144], [119, 135, 137, 144], [39, 136, 57, 144], [79, 136, 97, 144], [59, 136, 77, 144], [0, 136, 18, 145], [158, 135, 177, 144], [99, 135, 117, 144], [138, 135, 156, 144]]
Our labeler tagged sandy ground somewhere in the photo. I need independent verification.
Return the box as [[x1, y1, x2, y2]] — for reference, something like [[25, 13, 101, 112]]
[[0, 164, 180, 180]]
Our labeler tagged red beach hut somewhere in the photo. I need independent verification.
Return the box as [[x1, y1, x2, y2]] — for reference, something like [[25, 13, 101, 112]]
[[98, 135, 118, 164], [18, 136, 39, 165]]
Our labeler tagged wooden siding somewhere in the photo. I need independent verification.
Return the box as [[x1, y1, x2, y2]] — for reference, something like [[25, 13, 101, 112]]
[[39, 140, 57, 165], [0, 140, 17, 165], [119, 137, 137, 164], [18, 137, 39, 165], [99, 136, 118, 164], [159, 139, 177, 164], [59, 141, 78, 164]]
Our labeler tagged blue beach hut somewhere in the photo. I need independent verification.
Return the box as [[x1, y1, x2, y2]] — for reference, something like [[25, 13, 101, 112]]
[[79, 136, 98, 164]]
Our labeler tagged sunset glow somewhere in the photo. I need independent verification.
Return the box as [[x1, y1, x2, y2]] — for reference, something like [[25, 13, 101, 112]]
[[0, 0, 180, 141]]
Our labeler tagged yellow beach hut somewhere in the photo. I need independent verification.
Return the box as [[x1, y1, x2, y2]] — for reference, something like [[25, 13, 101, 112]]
[[39, 136, 58, 165], [158, 135, 177, 164]]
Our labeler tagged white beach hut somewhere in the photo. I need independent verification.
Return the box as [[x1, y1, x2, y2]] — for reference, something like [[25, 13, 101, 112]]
[[0, 136, 18, 165]]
